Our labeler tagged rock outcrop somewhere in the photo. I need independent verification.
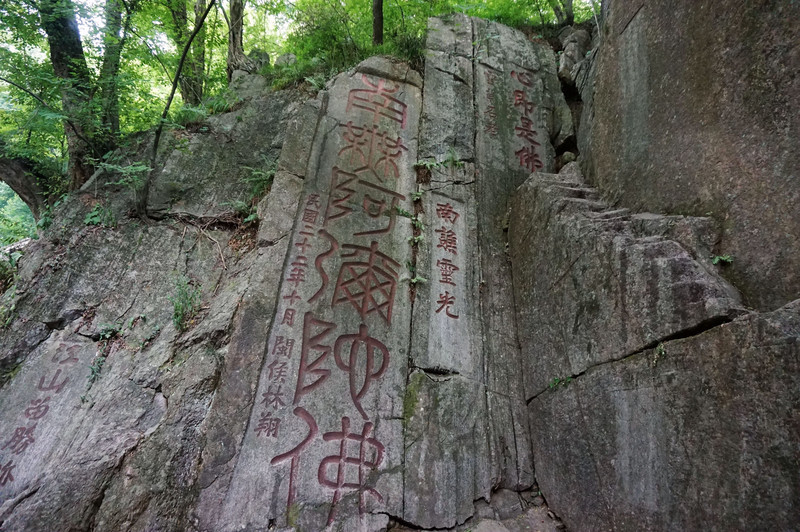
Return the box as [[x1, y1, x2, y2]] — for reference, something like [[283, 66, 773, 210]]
[[586, 0, 800, 310], [1, 8, 798, 532], [0, 15, 573, 532], [509, 167, 799, 531]]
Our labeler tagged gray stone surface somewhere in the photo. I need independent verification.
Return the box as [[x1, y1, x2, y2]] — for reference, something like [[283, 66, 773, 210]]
[[528, 301, 800, 531], [509, 170, 744, 397], [558, 27, 591, 85], [3, 11, 795, 532], [588, 0, 800, 310], [401, 15, 569, 529], [217, 56, 421, 531], [0, 88, 301, 531]]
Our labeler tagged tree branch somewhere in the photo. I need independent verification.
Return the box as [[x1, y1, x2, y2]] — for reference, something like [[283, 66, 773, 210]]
[[0, 75, 94, 151], [139, 0, 217, 217]]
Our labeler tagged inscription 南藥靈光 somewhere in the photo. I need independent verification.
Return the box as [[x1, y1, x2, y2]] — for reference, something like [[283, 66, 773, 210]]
[[432, 202, 463, 320]]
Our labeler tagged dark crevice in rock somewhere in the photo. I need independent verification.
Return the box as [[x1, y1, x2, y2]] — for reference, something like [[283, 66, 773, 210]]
[[430, 65, 468, 85], [631, 314, 740, 355], [412, 365, 460, 379], [42, 308, 85, 331], [259, 232, 288, 248], [525, 314, 738, 404]]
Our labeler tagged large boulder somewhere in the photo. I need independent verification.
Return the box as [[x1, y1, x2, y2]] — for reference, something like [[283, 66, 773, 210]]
[[586, 0, 800, 310], [509, 166, 800, 531]]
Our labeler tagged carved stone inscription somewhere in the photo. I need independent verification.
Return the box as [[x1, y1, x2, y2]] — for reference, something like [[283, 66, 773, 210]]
[[226, 67, 419, 530], [0, 335, 89, 497]]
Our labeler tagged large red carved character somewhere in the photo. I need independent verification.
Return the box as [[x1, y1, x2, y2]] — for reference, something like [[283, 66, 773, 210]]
[[334, 324, 389, 420], [338, 122, 408, 182], [332, 242, 400, 325], [293, 312, 336, 404], [270, 407, 319, 508], [318, 417, 385, 525], [346, 75, 407, 129]]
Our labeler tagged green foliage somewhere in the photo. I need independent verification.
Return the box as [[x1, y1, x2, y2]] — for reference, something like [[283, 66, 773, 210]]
[[445, 146, 464, 168], [1, 0, 596, 229], [87, 357, 106, 385], [204, 90, 242, 115], [169, 274, 202, 332], [102, 158, 151, 193], [84, 203, 116, 228], [0, 249, 21, 295], [172, 104, 209, 127], [549, 376, 573, 389], [652, 342, 666, 367], [0, 183, 36, 245], [242, 155, 278, 200], [711, 254, 733, 265], [0, 283, 17, 328]]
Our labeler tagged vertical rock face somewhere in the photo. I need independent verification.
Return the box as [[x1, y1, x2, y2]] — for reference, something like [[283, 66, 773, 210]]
[[510, 169, 800, 531], [210, 57, 422, 532], [2, 9, 797, 532], [587, 0, 800, 310], [0, 16, 572, 532]]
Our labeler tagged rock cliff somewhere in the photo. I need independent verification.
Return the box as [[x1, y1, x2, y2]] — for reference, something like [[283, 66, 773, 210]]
[[0, 7, 798, 532]]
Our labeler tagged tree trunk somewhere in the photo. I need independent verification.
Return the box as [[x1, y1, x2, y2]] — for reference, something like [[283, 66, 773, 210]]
[[563, 0, 575, 25], [188, 0, 207, 103], [169, 0, 206, 106], [548, 0, 573, 26], [38, 0, 97, 189], [0, 157, 47, 221], [98, 0, 125, 146], [372, 0, 383, 46], [226, 0, 253, 82]]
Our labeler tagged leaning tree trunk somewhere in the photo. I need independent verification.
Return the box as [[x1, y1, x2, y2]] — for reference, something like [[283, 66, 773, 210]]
[[38, 0, 97, 190], [0, 157, 47, 221], [226, 0, 253, 82], [372, 0, 383, 45]]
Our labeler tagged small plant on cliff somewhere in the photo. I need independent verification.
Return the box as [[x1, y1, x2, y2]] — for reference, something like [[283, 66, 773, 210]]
[[652, 342, 667, 367], [169, 275, 202, 332], [84, 204, 116, 228], [444, 146, 465, 169], [711, 254, 733, 265], [242, 155, 278, 201], [549, 376, 572, 389], [0, 250, 21, 293], [101, 159, 151, 200]]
